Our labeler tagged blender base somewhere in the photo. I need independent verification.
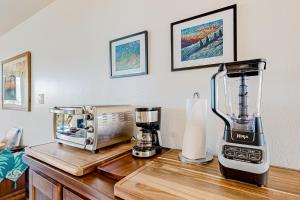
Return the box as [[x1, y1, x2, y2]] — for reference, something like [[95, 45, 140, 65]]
[[219, 162, 269, 186]]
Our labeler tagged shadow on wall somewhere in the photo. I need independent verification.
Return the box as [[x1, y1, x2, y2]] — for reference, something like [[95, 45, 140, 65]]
[[161, 107, 186, 148]]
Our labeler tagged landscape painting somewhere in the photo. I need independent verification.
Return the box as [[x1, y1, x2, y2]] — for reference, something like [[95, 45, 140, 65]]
[[181, 19, 223, 62], [171, 5, 236, 71], [3, 60, 26, 104], [110, 31, 148, 78], [2, 51, 31, 111], [115, 40, 140, 71], [4, 72, 18, 101]]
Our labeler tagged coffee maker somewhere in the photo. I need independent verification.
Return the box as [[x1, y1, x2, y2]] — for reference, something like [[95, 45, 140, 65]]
[[211, 59, 269, 186], [132, 107, 162, 158]]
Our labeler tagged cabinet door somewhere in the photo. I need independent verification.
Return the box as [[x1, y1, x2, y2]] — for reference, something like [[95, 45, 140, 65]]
[[63, 188, 85, 200], [29, 169, 62, 200]]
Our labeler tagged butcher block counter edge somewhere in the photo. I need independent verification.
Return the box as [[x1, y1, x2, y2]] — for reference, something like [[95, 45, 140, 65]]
[[25, 142, 134, 176]]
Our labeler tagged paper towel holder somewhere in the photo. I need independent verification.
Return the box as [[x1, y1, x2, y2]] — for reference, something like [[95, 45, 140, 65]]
[[179, 152, 213, 164], [193, 92, 200, 99], [178, 91, 213, 165]]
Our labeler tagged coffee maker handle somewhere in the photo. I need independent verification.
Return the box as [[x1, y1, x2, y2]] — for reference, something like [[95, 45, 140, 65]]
[[157, 131, 162, 146], [211, 69, 231, 127]]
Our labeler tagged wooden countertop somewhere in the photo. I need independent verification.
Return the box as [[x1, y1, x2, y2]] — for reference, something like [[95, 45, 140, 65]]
[[24, 149, 300, 200], [115, 150, 300, 200], [98, 149, 169, 181]]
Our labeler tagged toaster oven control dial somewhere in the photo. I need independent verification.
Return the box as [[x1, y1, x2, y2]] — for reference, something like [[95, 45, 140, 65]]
[[86, 125, 94, 133], [86, 114, 94, 120], [85, 137, 93, 145]]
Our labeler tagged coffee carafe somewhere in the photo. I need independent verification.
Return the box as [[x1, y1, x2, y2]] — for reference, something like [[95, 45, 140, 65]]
[[132, 107, 162, 158], [211, 59, 269, 186]]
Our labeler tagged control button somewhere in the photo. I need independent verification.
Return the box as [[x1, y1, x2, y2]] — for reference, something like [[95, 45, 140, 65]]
[[234, 147, 241, 152], [236, 152, 248, 160], [86, 126, 94, 133], [224, 146, 231, 150], [241, 148, 250, 153], [85, 137, 93, 145], [253, 150, 261, 154], [249, 154, 261, 162], [86, 114, 94, 120], [224, 150, 235, 157], [248, 149, 256, 154], [224, 146, 240, 152]]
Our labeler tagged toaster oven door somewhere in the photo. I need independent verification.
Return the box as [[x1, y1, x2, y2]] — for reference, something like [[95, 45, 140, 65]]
[[51, 107, 88, 146]]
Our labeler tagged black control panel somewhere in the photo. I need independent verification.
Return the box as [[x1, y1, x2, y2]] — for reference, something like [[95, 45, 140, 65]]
[[223, 145, 262, 164]]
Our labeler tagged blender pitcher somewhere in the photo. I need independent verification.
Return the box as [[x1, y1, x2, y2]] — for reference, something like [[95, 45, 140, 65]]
[[211, 59, 269, 186]]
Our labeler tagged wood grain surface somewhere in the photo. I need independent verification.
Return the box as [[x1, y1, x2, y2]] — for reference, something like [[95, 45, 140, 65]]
[[115, 149, 300, 200], [25, 142, 133, 176], [63, 188, 86, 200], [0, 189, 26, 200], [30, 169, 63, 200], [98, 149, 168, 180], [0, 172, 26, 199]]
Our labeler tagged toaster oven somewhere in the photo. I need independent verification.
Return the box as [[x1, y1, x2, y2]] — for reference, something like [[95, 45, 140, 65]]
[[50, 105, 134, 153]]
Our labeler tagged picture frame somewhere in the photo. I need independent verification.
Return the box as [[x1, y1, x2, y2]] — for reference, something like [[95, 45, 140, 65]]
[[171, 5, 237, 71], [1, 52, 31, 111], [110, 31, 148, 78]]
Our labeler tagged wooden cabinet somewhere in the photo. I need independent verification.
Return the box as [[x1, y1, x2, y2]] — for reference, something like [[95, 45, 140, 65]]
[[0, 172, 26, 200], [29, 169, 85, 200], [63, 188, 85, 200], [24, 155, 116, 200], [29, 169, 62, 200]]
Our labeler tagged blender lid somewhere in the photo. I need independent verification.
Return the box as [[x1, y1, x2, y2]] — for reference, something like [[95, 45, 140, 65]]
[[218, 58, 266, 75]]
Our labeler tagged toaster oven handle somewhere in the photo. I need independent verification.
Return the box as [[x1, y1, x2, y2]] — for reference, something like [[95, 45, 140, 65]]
[[49, 107, 85, 115]]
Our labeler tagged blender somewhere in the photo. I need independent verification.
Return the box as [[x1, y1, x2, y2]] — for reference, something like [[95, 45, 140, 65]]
[[211, 59, 269, 186]]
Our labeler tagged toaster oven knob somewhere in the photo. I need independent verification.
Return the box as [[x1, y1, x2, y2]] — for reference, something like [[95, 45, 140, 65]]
[[85, 137, 93, 145], [86, 114, 94, 120], [86, 126, 94, 133]]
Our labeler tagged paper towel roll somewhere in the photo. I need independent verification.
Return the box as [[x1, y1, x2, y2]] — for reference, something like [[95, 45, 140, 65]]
[[182, 97, 207, 160]]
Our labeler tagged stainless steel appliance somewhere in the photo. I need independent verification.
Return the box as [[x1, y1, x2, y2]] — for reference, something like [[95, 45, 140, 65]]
[[132, 107, 162, 158], [50, 105, 134, 153], [211, 59, 269, 186]]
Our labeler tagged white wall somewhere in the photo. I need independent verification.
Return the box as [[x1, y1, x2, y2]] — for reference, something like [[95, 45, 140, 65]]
[[0, 0, 299, 169]]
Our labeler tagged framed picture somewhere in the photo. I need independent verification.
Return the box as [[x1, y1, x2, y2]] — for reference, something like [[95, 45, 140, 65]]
[[110, 31, 148, 78], [171, 5, 237, 71], [1, 52, 31, 111]]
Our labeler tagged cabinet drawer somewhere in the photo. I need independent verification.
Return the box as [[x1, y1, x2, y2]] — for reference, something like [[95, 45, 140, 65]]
[[29, 169, 62, 200], [63, 188, 85, 200]]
